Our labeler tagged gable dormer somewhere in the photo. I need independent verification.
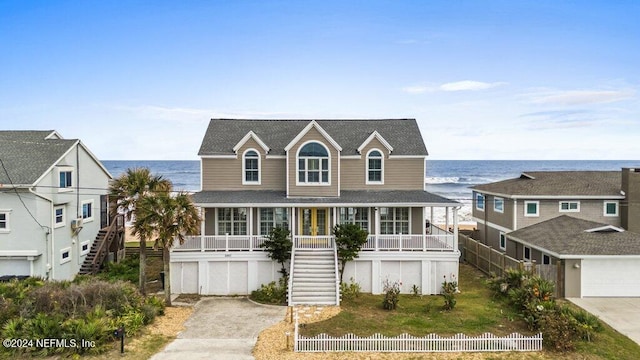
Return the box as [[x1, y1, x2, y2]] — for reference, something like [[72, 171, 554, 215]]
[[233, 131, 270, 156], [357, 130, 393, 156], [284, 121, 341, 197]]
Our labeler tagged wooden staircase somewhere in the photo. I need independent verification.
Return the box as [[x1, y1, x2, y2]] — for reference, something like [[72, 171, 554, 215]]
[[78, 214, 124, 275]]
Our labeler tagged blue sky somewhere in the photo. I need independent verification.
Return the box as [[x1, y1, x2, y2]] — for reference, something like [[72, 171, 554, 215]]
[[1, 1, 638, 160]]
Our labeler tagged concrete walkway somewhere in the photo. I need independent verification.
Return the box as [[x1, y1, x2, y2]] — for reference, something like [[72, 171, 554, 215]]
[[150, 298, 287, 360], [568, 298, 640, 345]]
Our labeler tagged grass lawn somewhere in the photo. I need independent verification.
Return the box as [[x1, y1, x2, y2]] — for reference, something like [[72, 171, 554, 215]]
[[301, 264, 640, 359]]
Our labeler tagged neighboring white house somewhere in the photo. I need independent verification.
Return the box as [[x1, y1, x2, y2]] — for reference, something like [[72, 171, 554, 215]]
[[171, 119, 461, 305], [0, 130, 112, 280]]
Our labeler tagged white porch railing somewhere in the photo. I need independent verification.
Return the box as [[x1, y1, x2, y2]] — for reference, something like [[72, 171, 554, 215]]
[[174, 232, 455, 252], [173, 235, 268, 252], [293, 235, 333, 249]]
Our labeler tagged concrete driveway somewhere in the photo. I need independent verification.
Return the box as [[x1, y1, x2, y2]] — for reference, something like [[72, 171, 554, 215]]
[[569, 298, 640, 345], [150, 298, 286, 360]]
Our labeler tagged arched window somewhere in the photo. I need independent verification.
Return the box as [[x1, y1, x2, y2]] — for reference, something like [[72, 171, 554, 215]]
[[297, 142, 329, 184], [243, 149, 260, 184], [366, 149, 383, 184]]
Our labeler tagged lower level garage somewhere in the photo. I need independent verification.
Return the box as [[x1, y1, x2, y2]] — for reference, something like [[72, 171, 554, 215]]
[[581, 258, 640, 297]]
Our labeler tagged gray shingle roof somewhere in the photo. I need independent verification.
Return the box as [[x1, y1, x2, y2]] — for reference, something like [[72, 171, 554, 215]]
[[471, 171, 622, 197], [198, 119, 428, 156], [507, 215, 640, 256], [192, 190, 458, 206], [0, 131, 78, 185]]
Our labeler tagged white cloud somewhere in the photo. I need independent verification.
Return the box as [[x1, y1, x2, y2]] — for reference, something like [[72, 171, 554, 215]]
[[528, 89, 635, 105], [439, 80, 506, 92], [402, 80, 506, 94]]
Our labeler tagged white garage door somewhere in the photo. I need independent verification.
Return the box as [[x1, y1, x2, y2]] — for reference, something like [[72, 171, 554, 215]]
[[582, 258, 640, 297]]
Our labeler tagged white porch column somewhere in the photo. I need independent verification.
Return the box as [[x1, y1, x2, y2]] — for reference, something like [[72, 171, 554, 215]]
[[453, 207, 459, 250], [422, 206, 427, 251], [445, 207, 450, 232], [332, 207, 337, 231], [290, 207, 296, 236], [249, 207, 254, 251], [430, 206, 434, 227], [200, 208, 205, 252]]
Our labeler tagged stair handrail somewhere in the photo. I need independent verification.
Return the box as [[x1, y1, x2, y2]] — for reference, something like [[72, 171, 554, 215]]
[[88, 214, 124, 273], [333, 237, 340, 306], [287, 241, 296, 306]]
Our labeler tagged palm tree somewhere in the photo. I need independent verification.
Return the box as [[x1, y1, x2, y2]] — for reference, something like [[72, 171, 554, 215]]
[[136, 191, 200, 305], [109, 167, 172, 295]]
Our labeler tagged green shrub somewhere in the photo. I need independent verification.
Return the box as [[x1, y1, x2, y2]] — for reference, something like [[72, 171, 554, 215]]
[[441, 275, 458, 311], [539, 310, 580, 352], [340, 278, 361, 300], [250, 277, 288, 305], [561, 305, 603, 342], [117, 308, 146, 336], [382, 279, 401, 310], [411, 284, 420, 297]]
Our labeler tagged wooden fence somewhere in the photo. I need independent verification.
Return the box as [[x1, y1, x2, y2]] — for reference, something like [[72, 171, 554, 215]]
[[295, 320, 542, 352], [459, 234, 559, 295]]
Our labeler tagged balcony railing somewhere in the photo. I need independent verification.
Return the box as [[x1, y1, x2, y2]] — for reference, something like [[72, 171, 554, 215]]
[[173, 228, 455, 252]]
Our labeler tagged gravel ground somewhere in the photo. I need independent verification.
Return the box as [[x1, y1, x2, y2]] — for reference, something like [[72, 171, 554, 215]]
[[148, 306, 194, 337]]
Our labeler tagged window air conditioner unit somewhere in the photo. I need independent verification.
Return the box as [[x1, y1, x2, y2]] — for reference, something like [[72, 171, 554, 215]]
[[71, 218, 83, 229]]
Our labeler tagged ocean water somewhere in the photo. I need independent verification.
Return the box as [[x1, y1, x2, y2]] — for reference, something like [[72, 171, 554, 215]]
[[103, 160, 640, 224]]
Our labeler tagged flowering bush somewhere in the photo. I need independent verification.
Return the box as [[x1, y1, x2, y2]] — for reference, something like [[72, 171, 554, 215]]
[[382, 279, 401, 310]]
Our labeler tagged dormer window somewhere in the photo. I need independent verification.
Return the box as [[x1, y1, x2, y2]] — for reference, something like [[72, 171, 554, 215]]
[[366, 149, 383, 184], [243, 149, 260, 185], [297, 142, 329, 185]]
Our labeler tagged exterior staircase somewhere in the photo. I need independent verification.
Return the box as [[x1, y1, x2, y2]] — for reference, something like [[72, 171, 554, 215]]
[[289, 248, 339, 305], [78, 215, 124, 275]]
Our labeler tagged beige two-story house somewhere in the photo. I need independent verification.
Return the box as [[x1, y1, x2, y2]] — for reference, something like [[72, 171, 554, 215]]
[[171, 119, 461, 305]]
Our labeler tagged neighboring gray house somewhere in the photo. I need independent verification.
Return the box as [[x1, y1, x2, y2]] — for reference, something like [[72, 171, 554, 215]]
[[506, 215, 640, 297], [172, 119, 461, 305], [0, 130, 113, 280], [470, 171, 630, 258], [470, 168, 640, 298]]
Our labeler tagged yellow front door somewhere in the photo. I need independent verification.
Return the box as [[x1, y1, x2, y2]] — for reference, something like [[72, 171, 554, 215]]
[[300, 208, 328, 236]]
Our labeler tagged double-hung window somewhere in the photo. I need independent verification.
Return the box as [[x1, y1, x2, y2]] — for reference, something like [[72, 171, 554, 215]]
[[217, 208, 247, 235], [259, 208, 289, 235], [0, 211, 9, 232], [243, 150, 260, 184], [494, 197, 504, 213], [54, 206, 65, 228], [339, 207, 369, 231], [82, 201, 93, 222], [475, 193, 485, 211], [366, 150, 383, 184], [379, 207, 409, 235], [499, 232, 506, 251], [297, 142, 329, 184]]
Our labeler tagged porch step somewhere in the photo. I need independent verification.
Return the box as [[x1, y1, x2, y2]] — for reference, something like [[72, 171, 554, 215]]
[[289, 248, 339, 306]]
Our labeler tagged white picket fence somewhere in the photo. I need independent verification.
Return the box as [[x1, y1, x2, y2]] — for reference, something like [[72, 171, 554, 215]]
[[294, 319, 542, 352]]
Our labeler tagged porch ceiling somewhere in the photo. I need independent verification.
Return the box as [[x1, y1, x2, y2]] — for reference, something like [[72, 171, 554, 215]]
[[192, 190, 459, 207]]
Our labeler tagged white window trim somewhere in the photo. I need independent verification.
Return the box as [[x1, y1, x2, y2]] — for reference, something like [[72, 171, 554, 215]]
[[499, 231, 506, 251], [524, 201, 539, 217], [0, 210, 11, 233], [542, 254, 551, 265], [559, 201, 580, 213], [365, 148, 384, 185], [295, 141, 331, 186], [494, 197, 504, 213], [475, 193, 485, 211], [603, 200, 619, 217], [54, 206, 65, 228], [523, 246, 531, 261], [80, 240, 90, 256], [242, 148, 261, 185], [81, 200, 94, 223], [57, 166, 74, 193], [60, 247, 71, 264]]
